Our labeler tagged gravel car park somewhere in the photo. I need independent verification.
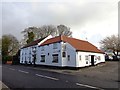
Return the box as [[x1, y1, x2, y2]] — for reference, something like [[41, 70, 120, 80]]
[[38, 61, 119, 83]]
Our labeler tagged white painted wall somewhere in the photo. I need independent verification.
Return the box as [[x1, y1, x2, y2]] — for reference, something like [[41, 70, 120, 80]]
[[20, 45, 38, 64], [36, 42, 62, 66], [36, 41, 77, 67], [61, 42, 76, 67], [20, 41, 105, 68], [76, 51, 105, 67]]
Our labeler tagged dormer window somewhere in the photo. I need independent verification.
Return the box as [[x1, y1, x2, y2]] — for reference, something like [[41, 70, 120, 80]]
[[53, 43, 57, 49]]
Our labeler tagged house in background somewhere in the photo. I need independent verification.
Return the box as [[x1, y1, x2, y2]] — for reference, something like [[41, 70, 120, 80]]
[[20, 35, 105, 68]]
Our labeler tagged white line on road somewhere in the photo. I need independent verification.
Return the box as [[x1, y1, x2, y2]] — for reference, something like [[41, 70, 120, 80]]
[[76, 83, 104, 90], [35, 74, 59, 81], [9, 68, 15, 70], [18, 70, 29, 74]]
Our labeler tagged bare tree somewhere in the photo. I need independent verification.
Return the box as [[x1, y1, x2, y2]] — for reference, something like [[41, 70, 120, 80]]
[[38, 25, 57, 39], [21, 25, 73, 46], [57, 24, 72, 37], [21, 25, 57, 44], [100, 35, 120, 59]]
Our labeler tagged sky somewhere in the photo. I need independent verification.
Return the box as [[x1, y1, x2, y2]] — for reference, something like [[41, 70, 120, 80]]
[[1, 0, 119, 48]]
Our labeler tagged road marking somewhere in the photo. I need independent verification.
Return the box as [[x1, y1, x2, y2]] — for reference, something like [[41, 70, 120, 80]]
[[76, 83, 104, 90], [33, 68, 40, 70], [35, 74, 59, 81], [9, 68, 15, 70], [18, 70, 29, 74]]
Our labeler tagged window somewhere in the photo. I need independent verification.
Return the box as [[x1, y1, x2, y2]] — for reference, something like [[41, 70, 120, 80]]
[[52, 54, 58, 63], [85, 55, 89, 60], [41, 55, 45, 62], [29, 56, 31, 61], [86, 61, 88, 64], [25, 56, 26, 61], [95, 56, 97, 60], [98, 56, 101, 60], [79, 55, 81, 60], [41, 46, 44, 51], [68, 55, 70, 61], [62, 52, 66, 57], [29, 50, 31, 55], [53, 43, 57, 49], [22, 57, 23, 61]]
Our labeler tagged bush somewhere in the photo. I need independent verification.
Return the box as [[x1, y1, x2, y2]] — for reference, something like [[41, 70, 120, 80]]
[[2, 55, 13, 64]]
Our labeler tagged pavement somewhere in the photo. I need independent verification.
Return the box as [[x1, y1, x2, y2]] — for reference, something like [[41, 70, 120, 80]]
[[0, 81, 10, 90], [2, 61, 119, 89]]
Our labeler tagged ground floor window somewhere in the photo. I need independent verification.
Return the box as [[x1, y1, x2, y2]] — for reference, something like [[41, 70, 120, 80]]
[[22, 57, 23, 61], [25, 56, 26, 61], [79, 55, 81, 60], [98, 56, 101, 60], [68, 55, 70, 61], [85, 55, 89, 64], [52, 54, 58, 63], [86, 60, 89, 64], [95, 56, 97, 60], [62, 52, 66, 57], [85, 55, 89, 60], [41, 55, 45, 62]]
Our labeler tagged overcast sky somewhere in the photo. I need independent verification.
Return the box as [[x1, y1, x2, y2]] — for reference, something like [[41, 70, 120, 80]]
[[1, 0, 118, 48]]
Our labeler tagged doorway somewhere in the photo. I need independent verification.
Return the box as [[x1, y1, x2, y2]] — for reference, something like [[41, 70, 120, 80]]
[[91, 55, 95, 66]]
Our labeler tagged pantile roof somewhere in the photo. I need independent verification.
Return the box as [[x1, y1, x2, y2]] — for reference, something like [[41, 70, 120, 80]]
[[40, 35, 104, 53]]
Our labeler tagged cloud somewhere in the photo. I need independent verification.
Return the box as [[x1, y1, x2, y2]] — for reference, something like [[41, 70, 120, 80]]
[[25, 1, 117, 27], [1, 0, 118, 48]]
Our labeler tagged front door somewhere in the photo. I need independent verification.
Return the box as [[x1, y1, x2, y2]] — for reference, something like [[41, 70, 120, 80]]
[[91, 55, 94, 66]]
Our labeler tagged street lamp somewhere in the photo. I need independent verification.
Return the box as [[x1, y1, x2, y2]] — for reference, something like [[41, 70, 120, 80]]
[[32, 47, 36, 67]]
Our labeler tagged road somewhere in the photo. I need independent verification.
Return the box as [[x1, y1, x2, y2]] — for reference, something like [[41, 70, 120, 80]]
[[2, 64, 119, 89]]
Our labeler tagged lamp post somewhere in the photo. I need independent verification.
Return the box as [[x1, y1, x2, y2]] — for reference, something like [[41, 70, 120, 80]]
[[32, 47, 36, 67]]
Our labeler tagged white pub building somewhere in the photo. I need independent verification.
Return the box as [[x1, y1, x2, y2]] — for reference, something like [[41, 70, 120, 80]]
[[20, 35, 105, 68]]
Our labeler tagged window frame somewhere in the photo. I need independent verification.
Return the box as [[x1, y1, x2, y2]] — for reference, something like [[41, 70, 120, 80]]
[[79, 55, 81, 60], [53, 43, 58, 49], [85, 55, 89, 60], [52, 54, 58, 63], [41, 55, 45, 62], [62, 52, 66, 57], [68, 55, 70, 61], [98, 56, 101, 60]]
